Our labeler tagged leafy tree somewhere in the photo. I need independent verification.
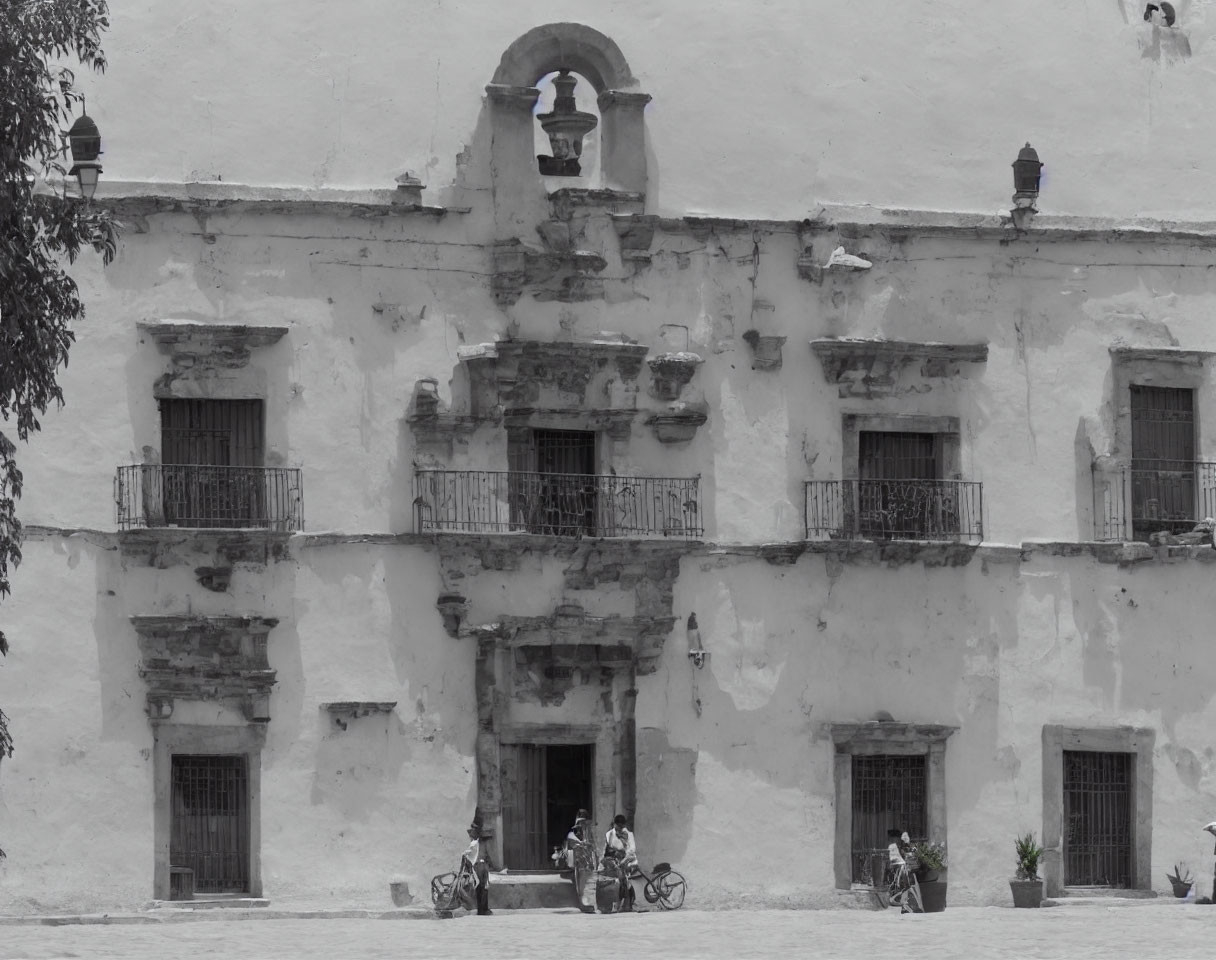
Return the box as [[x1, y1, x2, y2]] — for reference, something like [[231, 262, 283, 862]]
[[0, 0, 120, 776]]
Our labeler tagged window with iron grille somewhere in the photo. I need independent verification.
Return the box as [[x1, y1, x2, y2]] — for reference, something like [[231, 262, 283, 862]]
[[1063, 750, 1132, 888], [158, 399, 266, 528], [856, 432, 957, 539], [507, 429, 598, 536], [1130, 386, 1197, 539], [170, 755, 250, 894], [850, 755, 927, 884]]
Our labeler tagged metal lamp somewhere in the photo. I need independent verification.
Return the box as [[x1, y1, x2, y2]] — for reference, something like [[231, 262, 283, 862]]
[[687, 612, 708, 669], [67, 114, 103, 200], [1012, 143, 1042, 210]]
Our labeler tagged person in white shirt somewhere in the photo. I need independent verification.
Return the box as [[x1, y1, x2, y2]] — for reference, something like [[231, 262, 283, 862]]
[[603, 814, 638, 911], [461, 815, 496, 916]]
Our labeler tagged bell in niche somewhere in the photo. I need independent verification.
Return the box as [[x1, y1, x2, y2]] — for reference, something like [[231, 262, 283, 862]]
[[537, 70, 598, 177]]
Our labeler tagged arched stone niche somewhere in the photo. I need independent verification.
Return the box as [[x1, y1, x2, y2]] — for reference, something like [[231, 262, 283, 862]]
[[486, 23, 651, 195]]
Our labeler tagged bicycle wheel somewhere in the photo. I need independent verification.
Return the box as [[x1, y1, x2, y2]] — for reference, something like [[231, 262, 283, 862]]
[[906, 874, 923, 914], [655, 870, 686, 910]]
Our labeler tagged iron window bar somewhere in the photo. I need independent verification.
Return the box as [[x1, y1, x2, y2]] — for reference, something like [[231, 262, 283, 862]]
[[1092, 460, 1216, 541], [413, 469, 703, 539], [115, 464, 304, 531], [804, 479, 983, 542]]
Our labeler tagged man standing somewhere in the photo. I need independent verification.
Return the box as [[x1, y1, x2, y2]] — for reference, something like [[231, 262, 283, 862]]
[[604, 814, 638, 911], [462, 813, 496, 916]]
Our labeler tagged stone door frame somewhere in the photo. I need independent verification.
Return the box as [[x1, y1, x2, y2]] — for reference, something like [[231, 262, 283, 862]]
[[151, 722, 265, 901], [1040, 724, 1154, 896]]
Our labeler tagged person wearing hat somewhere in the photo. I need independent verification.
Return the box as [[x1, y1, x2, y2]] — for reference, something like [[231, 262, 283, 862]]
[[566, 809, 596, 913], [603, 814, 639, 911], [461, 812, 497, 916]]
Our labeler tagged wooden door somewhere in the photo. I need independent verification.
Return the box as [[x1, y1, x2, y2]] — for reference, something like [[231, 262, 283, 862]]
[[500, 744, 547, 869], [159, 399, 265, 527], [1130, 386, 1195, 537], [170, 754, 250, 894], [856, 432, 944, 538]]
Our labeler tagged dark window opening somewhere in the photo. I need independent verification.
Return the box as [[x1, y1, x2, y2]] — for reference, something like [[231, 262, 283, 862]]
[[1063, 750, 1132, 888], [1130, 385, 1201, 539], [158, 399, 267, 528], [855, 432, 960, 539], [170, 754, 250, 894], [508, 429, 598, 536], [850, 754, 926, 884]]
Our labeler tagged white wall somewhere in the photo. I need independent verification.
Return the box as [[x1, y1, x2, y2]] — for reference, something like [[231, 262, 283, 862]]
[[78, 0, 1216, 219]]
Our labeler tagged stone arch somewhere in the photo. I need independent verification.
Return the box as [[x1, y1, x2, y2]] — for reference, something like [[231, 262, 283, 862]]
[[491, 22, 638, 92]]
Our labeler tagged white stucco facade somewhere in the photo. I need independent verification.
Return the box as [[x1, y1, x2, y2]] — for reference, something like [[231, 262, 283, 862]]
[[2, 8, 1216, 914]]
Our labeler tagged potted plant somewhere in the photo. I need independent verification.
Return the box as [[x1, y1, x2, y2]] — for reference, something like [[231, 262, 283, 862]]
[[913, 840, 948, 912], [1010, 832, 1045, 908], [1167, 864, 1194, 899]]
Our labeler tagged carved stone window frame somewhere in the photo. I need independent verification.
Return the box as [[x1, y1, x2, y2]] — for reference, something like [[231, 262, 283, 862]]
[[841, 414, 962, 481], [826, 722, 956, 890], [1040, 724, 1154, 896], [1108, 347, 1211, 464]]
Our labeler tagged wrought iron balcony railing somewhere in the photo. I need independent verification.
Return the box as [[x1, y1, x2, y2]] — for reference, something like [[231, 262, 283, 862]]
[[805, 478, 984, 542], [414, 469, 703, 539], [115, 464, 304, 531], [1093, 459, 1216, 541]]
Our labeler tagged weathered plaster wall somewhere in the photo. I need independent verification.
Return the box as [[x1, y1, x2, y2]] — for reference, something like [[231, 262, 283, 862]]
[[70, 1, 1216, 221], [0, 533, 481, 912], [635, 545, 1216, 907], [21, 206, 1216, 546]]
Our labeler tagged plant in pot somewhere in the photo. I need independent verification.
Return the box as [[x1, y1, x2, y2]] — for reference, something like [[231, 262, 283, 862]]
[[1010, 832, 1045, 908], [1167, 864, 1194, 899], [913, 840, 949, 913]]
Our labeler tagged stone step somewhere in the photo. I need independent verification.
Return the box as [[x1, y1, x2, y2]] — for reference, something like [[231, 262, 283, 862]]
[[489, 872, 579, 911]]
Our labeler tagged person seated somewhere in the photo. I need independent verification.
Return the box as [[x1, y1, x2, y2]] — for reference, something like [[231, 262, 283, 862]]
[[603, 814, 638, 911]]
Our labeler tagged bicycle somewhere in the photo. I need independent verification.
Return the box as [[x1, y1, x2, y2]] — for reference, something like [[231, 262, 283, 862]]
[[634, 861, 687, 911], [886, 861, 922, 914]]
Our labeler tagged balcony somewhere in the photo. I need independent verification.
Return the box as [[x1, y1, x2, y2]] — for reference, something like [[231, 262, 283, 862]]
[[805, 479, 984, 542], [413, 469, 702, 539], [1093, 459, 1216, 541], [115, 464, 304, 531]]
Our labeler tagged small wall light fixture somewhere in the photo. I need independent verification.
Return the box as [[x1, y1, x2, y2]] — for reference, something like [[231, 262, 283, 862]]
[[687, 612, 708, 669], [67, 112, 103, 200], [1009, 142, 1042, 230]]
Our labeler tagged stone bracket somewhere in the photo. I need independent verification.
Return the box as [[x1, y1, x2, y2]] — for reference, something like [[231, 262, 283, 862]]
[[323, 701, 398, 730], [646, 401, 709, 444], [742, 331, 787, 371]]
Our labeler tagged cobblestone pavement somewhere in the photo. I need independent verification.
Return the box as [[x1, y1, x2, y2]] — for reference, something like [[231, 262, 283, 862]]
[[3, 904, 1211, 960]]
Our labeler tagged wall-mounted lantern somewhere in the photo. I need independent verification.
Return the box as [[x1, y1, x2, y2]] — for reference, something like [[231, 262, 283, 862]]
[[537, 70, 598, 177], [687, 612, 708, 669], [67, 113, 103, 200], [1009, 142, 1042, 231]]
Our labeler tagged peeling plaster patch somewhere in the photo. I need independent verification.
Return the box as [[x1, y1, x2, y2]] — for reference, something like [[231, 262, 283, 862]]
[[707, 580, 786, 711], [716, 379, 791, 540]]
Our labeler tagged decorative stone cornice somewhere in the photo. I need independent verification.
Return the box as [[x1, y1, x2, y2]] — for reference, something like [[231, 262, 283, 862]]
[[460, 604, 676, 674], [133, 615, 279, 723], [811, 338, 988, 397], [484, 83, 541, 108], [824, 721, 959, 746], [139, 320, 288, 354], [596, 90, 652, 110], [1109, 346, 1216, 366]]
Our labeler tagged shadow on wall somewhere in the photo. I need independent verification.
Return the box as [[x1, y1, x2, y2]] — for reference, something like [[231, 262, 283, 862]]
[[635, 726, 697, 865], [310, 709, 412, 821]]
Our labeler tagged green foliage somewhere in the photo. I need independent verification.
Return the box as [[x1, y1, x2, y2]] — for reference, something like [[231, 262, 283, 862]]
[[913, 840, 948, 871], [0, 1, 120, 761], [0, 0, 118, 654], [1014, 832, 1044, 881]]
